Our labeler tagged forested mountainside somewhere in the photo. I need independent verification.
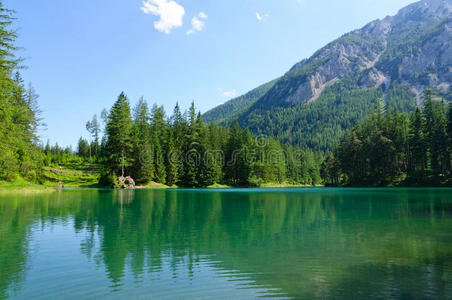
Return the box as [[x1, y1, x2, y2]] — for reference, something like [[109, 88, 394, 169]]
[[203, 79, 278, 125], [204, 0, 452, 151]]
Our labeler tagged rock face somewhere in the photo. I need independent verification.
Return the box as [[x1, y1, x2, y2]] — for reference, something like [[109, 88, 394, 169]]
[[247, 0, 452, 109], [117, 176, 136, 189], [203, 0, 452, 151]]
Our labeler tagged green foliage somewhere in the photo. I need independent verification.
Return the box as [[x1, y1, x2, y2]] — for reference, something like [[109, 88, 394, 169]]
[[321, 153, 340, 186], [239, 79, 386, 152], [105, 92, 134, 177], [86, 114, 100, 162], [130, 98, 154, 184], [325, 91, 452, 186], [203, 79, 278, 124], [448, 103, 452, 157], [0, 3, 43, 183], [99, 171, 118, 188], [77, 138, 90, 158], [99, 96, 322, 187], [43, 142, 83, 167], [207, 79, 416, 153], [203, 2, 449, 153], [408, 108, 427, 177], [42, 164, 102, 188]]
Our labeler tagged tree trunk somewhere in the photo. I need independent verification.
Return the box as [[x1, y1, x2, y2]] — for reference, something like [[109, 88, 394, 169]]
[[121, 150, 125, 177], [89, 143, 92, 165]]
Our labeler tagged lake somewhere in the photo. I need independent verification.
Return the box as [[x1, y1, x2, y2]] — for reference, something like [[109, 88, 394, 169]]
[[1, 188, 451, 299]]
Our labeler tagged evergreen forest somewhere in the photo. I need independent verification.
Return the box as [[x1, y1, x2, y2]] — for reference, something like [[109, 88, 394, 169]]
[[0, 0, 451, 189], [322, 91, 452, 187]]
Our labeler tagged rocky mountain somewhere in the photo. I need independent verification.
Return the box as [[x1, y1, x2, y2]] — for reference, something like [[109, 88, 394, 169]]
[[203, 0, 452, 151]]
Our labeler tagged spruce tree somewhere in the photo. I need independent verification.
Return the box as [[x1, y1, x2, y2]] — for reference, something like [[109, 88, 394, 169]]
[[321, 153, 340, 186], [422, 90, 439, 174], [408, 108, 427, 177], [223, 121, 252, 186], [196, 113, 217, 187], [131, 98, 154, 183], [169, 103, 185, 184], [447, 102, 452, 175], [150, 104, 167, 183], [165, 130, 178, 186], [0, 4, 42, 182], [180, 102, 199, 186], [77, 137, 90, 158], [105, 92, 134, 177]]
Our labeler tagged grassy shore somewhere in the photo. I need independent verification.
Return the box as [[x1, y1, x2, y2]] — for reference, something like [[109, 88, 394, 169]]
[[257, 182, 320, 188], [0, 178, 54, 194], [137, 183, 231, 189], [0, 178, 318, 193], [0, 163, 103, 193], [42, 163, 102, 188], [2, 163, 319, 192], [136, 182, 178, 189]]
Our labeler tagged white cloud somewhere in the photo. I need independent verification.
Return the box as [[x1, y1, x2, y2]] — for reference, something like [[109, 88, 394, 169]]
[[187, 12, 208, 35], [141, 0, 185, 34], [256, 12, 262, 21], [192, 16, 205, 31], [255, 12, 269, 22], [219, 88, 237, 98]]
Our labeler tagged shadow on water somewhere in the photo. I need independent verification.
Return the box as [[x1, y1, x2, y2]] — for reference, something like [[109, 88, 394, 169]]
[[0, 188, 452, 299]]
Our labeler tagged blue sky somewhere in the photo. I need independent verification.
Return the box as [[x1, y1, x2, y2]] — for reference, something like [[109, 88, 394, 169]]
[[5, 0, 417, 148]]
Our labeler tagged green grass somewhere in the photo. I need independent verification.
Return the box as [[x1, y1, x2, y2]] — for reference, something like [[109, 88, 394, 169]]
[[207, 183, 232, 189], [2, 164, 321, 192], [42, 163, 103, 188], [257, 182, 321, 188], [135, 181, 178, 189], [0, 177, 54, 193], [136, 182, 232, 189]]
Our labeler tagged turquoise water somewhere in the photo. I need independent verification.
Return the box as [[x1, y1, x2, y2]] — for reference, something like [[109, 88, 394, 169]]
[[1, 188, 451, 299]]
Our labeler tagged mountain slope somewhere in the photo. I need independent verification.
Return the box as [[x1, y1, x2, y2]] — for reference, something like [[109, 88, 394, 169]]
[[203, 79, 278, 124], [204, 0, 452, 151]]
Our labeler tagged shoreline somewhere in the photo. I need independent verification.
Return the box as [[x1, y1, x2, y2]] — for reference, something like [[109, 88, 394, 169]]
[[2, 181, 452, 194]]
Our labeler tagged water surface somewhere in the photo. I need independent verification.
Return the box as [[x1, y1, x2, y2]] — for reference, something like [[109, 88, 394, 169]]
[[1, 188, 451, 299]]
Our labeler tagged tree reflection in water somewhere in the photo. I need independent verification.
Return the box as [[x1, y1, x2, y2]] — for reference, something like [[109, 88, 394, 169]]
[[1, 188, 451, 299]]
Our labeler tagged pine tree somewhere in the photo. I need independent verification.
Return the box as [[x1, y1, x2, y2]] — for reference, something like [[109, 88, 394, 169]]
[[180, 102, 199, 186], [169, 103, 185, 184], [196, 113, 217, 187], [336, 132, 364, 185], [423, 91, 449, 176], [284, 144, 302, 184], [0, 4, 42, 182], [423, 90, 439, 173], [206, 123, 224, 183], [165, 130, 178, 186], [150, 104, 167, 183], [77, 137, 90, 158], [434, 100, 449, 175], [131, 98, 154, 183], [86, 114, 100, 164], [447, 102, 452, 175], [223, 121, 252, 186], [105, 92, 134, 177], [153, 143, 166, 184], [321, 153, 340, 186], [408, 108, 427, 177]]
